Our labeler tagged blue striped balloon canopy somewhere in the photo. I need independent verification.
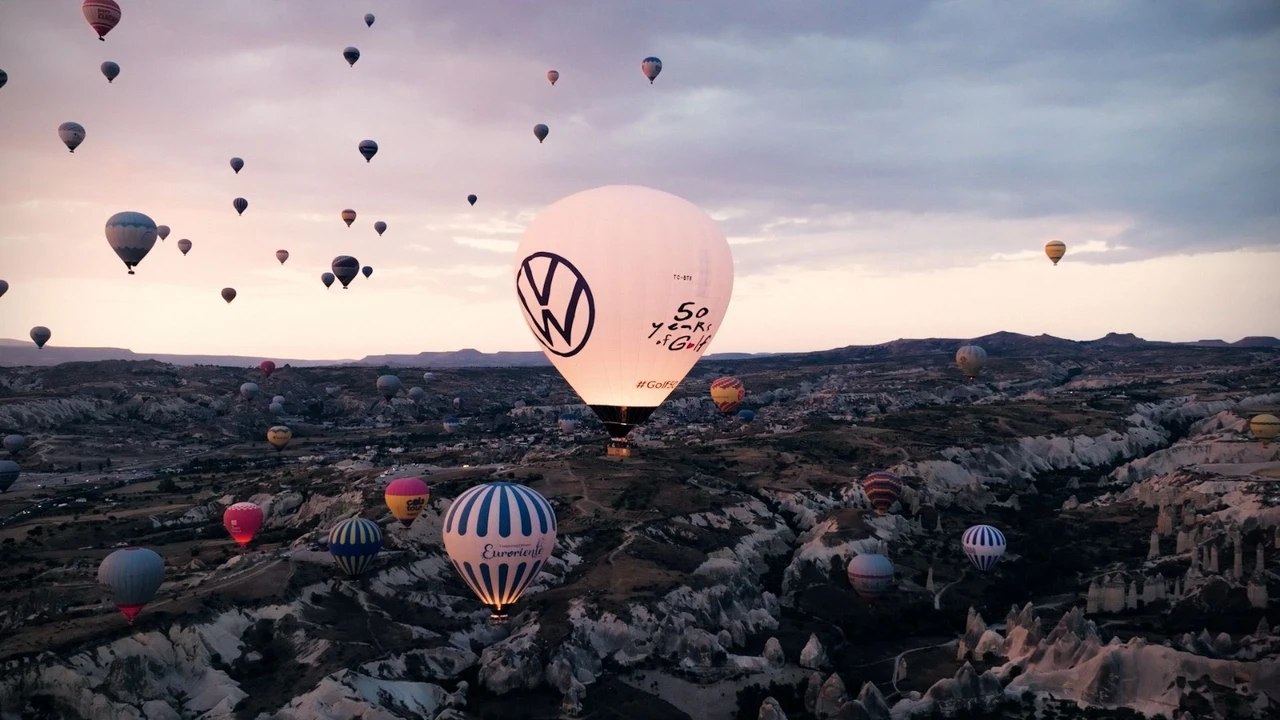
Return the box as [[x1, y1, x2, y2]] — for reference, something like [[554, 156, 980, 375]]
[[442, 482, 557, 613], [961, 524, 1006, 572], [328, 518, 383, 577]]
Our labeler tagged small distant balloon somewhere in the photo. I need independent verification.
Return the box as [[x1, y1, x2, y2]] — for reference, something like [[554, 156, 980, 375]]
[[3, 435, 25, 456], [58, 122, 86, 153], [385, 478, 430, 528], [98, 548, 163, 623], [847, 553, 895, 603], [558, 412, 580, 432], [547, 70, 559, 85], [341, 209, 357, 227], [1045, 240, 1067, 266], [328, 518, 382, 577], [100, 61, 120, 83], [0, 279, 7, 298], [376, 375, 402, 401], [736, 409, 755, 422], [1251, 414, 1280, 447], [0, 69, 7, 90], [408, 386, 426, 402], [240, 382, 259, 401], [374, 221, 386, 236], [233, 197, 248, 216], [364, 13, 375, 27], [82, 0, 122, 42], [276, 249, 289, 264], [271, 395, 285, 405], [177, 239, 192, 256], [269, 402, 284, 415], [358, 139, 378, 163], [223, 502, 263, 548], [221, 288, 237, 304], [0, 460, 19, 492], [955, 345, 988, 381], [332, 256, 359, 289], [467, 194, 477, 206], [259, 360, 276, 378], [156, 225, 170, 241], [267, 425, 292, 451], [30, 327, 51, 349], [321, 272, 336, 288], [641, 56, 662, 83], [361, 265, 373, 278], [230, 157, 244, 174], [343, 47, 360, 67], [443, 417, 460, 433], [961, 525, 1006, 571], [105, 211, 157, 274], [863, 471, 903, 516], [533, 124, 549, 143]]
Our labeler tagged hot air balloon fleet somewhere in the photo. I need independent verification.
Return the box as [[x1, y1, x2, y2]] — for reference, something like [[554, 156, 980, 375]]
[[1, 5, 1276, 717]]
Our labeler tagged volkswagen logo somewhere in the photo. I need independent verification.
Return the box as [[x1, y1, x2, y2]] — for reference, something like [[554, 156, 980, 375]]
[[516, 251, 595, 357]]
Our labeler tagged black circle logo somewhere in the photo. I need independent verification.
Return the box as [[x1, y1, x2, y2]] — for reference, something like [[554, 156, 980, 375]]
[[516, 251, 595, 357]]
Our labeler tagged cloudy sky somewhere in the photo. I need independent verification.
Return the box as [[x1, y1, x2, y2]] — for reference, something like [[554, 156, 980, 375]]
[[1, 1, 1277, 358]]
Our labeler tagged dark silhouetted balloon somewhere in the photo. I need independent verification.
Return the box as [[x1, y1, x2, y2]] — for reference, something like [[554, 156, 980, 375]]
[[533, 124, 549, 143], [358, 139, 378, 162], [343, 47, 360, 66], [100, 61, 119, 83], [233, 197, 248, 216], [230, 157, 244, 173], [467, 194, 477, 206], [331, 256, 359, 289], [221, 288, 237, 304]]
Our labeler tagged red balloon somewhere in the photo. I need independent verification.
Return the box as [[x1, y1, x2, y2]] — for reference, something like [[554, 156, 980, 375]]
[[259, 360, 276, 378], [223, 502, 264, 547], [82, 0, 121, 41]]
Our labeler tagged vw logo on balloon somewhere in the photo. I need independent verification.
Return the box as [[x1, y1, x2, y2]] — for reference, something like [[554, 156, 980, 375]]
[[516, 251, 595, 358]]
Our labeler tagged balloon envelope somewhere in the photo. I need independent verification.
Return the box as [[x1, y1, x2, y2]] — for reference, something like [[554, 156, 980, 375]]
[[223, 502, 264, 547], [0, 279, 8, 298], [3, 434, 25, 455], [259, 360, 276, 378], [177, 239, 192, 255], [276, 249, 289, 264], [364, 12, 375, 26], [239, 382, 259, 400], [376, 375, 402, 401], [328, 518, 382, 576], [962, 525, 1006, 571], [58, 122, 86, 152], [321, 272, 336, 288], [269, 402, 284, 415], [442, 482, 557, 611], [82, 0, 121, 41], [156, 225, 170, 241], [221, 288, 237, 304], [374, 221, 386, 236], [408, 387, 427, 402], [343, 47, 361, 66], [863, 471, 903, 516], [230, 157, 244, 173], [105, 211, 157, 274], [30, 326, 51, 349], [97, 547, 163, 622], [443, 417, 460, 433], [385, 477, 430, 527], [467, 194, 477, 206], [513, 186, 735, 440], [0, 69, 7, 90], [641, 56, 662, 83], [0, 460, 19, 492], [332, 256, 360, 288], [847, 553, 895, 602], [956, 345, 988, 380], [341, 209, 357, 227], [710, 376, 744, 414], [267, 425, 292, 450], [736, 409, 755, 422], [547, 70, 559, 85], [233, 197, 248, 215], [358, 139, 378, 162], [558, 413, 580, 432], [1251, 414, 1280, 443], [533, 124, 549, 143], [100, 61, 119, 82], [1045, 240, 1066, 265]]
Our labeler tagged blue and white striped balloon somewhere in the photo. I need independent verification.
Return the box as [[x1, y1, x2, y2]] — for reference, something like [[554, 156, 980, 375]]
[[961, 524, 1006, 572], [442, 482, 557, 612], [328, 518, 383, 577]]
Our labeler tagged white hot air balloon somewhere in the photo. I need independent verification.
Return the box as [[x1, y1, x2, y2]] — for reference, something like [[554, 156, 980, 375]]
[[513, 186, 735, 457], [442, 481, 557, 619]]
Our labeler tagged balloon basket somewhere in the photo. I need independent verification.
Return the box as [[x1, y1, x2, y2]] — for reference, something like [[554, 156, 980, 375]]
[[488, 613, 508, 626], [606, 440, 631, 458]]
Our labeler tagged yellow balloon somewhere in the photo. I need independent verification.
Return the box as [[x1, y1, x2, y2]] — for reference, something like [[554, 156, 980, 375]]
[[1044, 240, 1066, 265], [384, 478, 431, 528], [1250, 414, 1280, 445], [267, 425, 292, 451]]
